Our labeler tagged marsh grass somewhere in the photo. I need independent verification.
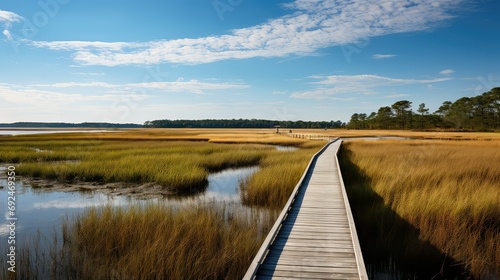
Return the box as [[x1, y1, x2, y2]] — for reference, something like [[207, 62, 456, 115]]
[[0, 139, 273, 193], [1, 203, 278, 280], [61, 203, 276, 280], [242, 141, 325, 208], [340, 140, 500, 278], [1, 128, 309, 144], [0, 131, 324, 199], [287, 128, 500, 140], [0, 130, 326, 279]]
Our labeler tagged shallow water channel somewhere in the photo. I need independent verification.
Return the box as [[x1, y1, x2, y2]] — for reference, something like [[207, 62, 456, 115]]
[[0, 166, 259, 253]]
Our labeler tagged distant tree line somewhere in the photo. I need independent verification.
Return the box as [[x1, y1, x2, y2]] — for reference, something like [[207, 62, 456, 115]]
[[0, 122, 143, 128], [144, 119, 346, 129], [347, 88, 500, 131]]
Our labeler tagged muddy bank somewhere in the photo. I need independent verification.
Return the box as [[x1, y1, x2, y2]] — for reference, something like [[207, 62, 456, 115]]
[[21, 178, 186, 199]]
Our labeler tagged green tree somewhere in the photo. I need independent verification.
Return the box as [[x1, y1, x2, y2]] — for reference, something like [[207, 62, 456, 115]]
[[359, 113, 367, 129], [391, 100, 412, 129], [417, 103, 429, 130], [447, 97, 473, 129], [367, 112, 377, 129], [348, 113, 361, 129], [435, 101, 453, 117], [375, 106, 394, 129]]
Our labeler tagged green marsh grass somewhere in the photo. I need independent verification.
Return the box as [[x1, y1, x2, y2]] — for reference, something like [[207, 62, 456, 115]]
[[340, 140, 500, 278]]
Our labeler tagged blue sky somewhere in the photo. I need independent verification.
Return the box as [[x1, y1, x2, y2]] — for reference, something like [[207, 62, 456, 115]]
[[1, 0, 499, 124]]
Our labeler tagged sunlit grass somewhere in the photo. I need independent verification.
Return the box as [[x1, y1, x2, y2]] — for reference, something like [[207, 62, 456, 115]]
[[287, 128, 500, 140], [242, 141, 325, 208], [57, 203, 277, 280], [0, 128, 308, 144], [0, 131, 323, 197], [0, 140, 276, 193], [340, 140, 500, 278], [1, 203, 278, 280]]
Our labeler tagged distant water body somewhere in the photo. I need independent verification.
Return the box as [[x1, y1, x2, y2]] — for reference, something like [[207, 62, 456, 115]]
[[0, 129, 110, 136]]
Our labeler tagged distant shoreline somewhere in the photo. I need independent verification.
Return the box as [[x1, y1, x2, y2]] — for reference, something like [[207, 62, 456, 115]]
[[0, 127, 114, 131], [0, 122, 143, 129]]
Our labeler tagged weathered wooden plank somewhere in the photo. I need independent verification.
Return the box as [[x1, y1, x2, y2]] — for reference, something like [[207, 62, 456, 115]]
[[286, 212, 348, 218], [279, 225, 352, 232], [283, 217, 349, 223], [262, 260, 358, 270], [270, 239, 355, 248], [263, 255, 358, 266], [268, 244, 354, 254], [278, 228, 352, 236], [256, 268, 360, 280], [281, 223, 351, 229], [265, 249, 356, 259], [258, 263, 359, 274]]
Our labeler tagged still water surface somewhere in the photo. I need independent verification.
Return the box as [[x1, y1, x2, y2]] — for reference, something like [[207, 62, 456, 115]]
[[0, 166, 259, 245], [0, 129, 110, 136]]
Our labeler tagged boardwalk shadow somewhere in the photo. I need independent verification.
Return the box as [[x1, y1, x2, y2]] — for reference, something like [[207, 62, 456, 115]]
[[338, 146, 473, 280]]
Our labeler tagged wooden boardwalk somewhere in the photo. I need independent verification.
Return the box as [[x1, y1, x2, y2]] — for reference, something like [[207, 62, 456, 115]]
[[244, 140, 367, 280]]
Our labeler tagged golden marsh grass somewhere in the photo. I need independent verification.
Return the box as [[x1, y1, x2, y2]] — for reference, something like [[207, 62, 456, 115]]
[[242, 141, 325, 208], [287, 128, 500, 140], [59, 203, 277, 280], [340, 140, 500, 278], [4, 203, 278, 280]]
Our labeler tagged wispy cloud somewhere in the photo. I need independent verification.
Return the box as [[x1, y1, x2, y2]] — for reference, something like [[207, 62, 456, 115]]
[[372, 54, 397, 59], [0, 83, 151, 105], [28, 0, 464, 66], [34, 80, 249, 94], [0, 10, 22, 40], [72, 72, 106, 76], [383, 93, 411, 98], [291, 74, 453, 99], [0, 79, 248, 106], [440, 69, 455, 75]]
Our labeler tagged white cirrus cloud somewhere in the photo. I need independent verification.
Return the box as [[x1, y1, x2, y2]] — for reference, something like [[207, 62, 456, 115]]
[[72, 72, 106, 76], [0, 9, 23, 40], [29, 0, 465, 66], [383, 93, 411, 98], [0, 79, 248, 107], [0, 83, 152, 105], [33, 80, 249, 94], [440, 69, 455, 75], [291, 74, 453, 99], [372, 54, 397, 59]]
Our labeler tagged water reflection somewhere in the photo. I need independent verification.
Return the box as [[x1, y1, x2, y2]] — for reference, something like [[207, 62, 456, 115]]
[[0, 129, 110, 136], [274, 145, 299, 151], [0, 165, 259, 245], [204, 166, 259, 201]]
